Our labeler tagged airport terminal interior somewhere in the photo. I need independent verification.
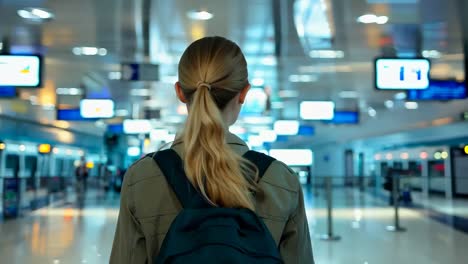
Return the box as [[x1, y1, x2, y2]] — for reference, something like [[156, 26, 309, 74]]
[[1, 0, 468, 263]]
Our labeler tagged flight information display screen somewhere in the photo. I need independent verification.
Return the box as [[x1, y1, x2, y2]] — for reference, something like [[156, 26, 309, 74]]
[[0, 55, 42, 87], [57, 108, 98, 121], [323, 111, 359, 124], [407, 79, 467, 100], [375, 58, 430, 90], [80, 99, 115, 119]]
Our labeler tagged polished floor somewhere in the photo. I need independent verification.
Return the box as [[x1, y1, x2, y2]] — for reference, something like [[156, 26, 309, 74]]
[[0, 188, 467, 264]]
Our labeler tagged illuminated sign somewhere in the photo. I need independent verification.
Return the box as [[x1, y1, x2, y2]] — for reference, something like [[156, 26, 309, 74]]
[[80, 99, 115, 118], [274, 120, 299, 135], [375, 58, 430, 90], [123, 119, 152, 134], [300, 101, 335, 120], [0, 55, 42, 87], [407, 80, 467, 100], [323, 111, 359, 124]]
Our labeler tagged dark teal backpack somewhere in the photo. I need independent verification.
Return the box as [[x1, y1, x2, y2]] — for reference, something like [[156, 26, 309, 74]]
[[151, 149, 283, 264]]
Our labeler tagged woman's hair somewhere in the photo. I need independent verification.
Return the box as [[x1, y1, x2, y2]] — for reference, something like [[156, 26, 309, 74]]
[[177, 36, 258, 210]]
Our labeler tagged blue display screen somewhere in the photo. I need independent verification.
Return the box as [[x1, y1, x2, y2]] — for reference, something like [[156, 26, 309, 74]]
[[407, 80, 467, 100], [298, 125, 315, 136], [107, 123, 124, 134], [323, 111, 359, 124], [0, 86, 16, 97], [56, 108, 97, 121]]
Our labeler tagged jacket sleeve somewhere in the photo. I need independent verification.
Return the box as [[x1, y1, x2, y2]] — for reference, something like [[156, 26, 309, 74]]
[[110, 170, 148, 264], [279, 186, 315, 263]]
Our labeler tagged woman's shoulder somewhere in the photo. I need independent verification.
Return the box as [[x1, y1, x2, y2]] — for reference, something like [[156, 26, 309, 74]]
[[260, 158, 301, 194], [123, 154, 164, 186]]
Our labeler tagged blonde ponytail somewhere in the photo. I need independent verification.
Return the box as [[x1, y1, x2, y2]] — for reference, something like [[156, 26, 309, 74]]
[[177, 36, 258, 210]]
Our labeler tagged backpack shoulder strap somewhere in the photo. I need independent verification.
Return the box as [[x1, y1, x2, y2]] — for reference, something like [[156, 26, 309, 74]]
[[150, 149, 210, 208], [242, 150, 276, 181]]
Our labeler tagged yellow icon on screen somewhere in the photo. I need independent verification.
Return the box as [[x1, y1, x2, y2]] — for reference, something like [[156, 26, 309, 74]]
[[20, 66, 31, 74]]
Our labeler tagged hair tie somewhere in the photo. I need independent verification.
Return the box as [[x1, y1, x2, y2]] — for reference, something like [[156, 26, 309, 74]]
[[197, 81, 212, 91]]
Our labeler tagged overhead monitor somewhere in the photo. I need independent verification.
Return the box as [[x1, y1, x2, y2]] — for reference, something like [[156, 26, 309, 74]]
[[123, 119, 152, 134], [323, 111, 359, 124], [57, 108, 97, 121], [300, 101, 335, 120], [273, 120, 300, 135], [269, 149, 313, 166], [0, 55, 42, 87], [80, 99, 115, 119], [407, 79, 467, 100], [375, 58, 430, 90]]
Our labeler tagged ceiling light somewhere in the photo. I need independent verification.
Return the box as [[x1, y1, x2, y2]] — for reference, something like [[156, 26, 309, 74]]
[[98, 48, 108, 56], [82, 47, 98, 55], [394, 92, 407, 100], [375, 16, 389, 24], [18, 8, 54, 21], [31, 8, 54, 19], [251, 78, 265, 86], [422, 50, 441, 59], [108, 72, 122, 80], [339, 91, 358, 98], [384, 100, 394, 109], [357, 14, 388, 25], [309, 50, 345, 59], [72, 47, 106, 56], [357, 14, 377, 24], [187, 10, 213, 20], [18, 9, 35, 19], [386, 153, 393, 160], [405, 101, 418, 109]]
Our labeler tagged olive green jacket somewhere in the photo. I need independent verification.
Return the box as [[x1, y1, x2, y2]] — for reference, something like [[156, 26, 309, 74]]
[[110, 133, 314, 263]]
